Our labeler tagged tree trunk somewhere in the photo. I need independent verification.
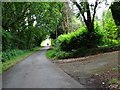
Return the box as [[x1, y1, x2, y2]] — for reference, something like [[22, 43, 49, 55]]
[[86, 21, 94, 33]]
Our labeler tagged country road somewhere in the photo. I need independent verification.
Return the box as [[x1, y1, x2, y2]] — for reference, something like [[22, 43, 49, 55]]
[[2, 47, 85, 88]]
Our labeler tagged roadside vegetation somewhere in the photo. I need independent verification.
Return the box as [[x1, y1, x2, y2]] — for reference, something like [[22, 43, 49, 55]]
[[1, 2, 65, 73], [46, 1, 120, 89], [1, 47, 41, 73], [46, 2, 120, 60], [46, 15, 120, 59]]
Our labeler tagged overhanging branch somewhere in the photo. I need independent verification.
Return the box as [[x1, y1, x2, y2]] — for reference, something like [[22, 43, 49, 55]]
[[92, 0, 99, 22], [72, 0, 87, 26]]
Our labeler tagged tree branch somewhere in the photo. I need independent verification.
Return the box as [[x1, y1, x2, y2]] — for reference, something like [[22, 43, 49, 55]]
[[92, 0, 99, 23], [86, 2, 92, 23], [72, 1, 87, 26]]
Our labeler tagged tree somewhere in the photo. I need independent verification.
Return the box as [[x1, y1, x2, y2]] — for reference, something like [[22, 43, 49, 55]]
[[71, 0, 100, 33], [50, 2, 73, 39], [71, 0, 103, 48], [110, 1, 120, 44], [2, 2, 64, 51], [110, 1, 120, 26]]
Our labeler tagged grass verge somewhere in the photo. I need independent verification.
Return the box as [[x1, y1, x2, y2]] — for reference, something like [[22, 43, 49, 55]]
[[1, 47, 42, 74]]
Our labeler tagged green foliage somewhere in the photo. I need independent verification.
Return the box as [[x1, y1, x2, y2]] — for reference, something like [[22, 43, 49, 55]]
[[57, 27, 87, 51], [108, 78, 118, 84], [46, 45, 120, 59], [112, 67, 119, 71], [56, 25, 103, 51], [54, 50, 72, 59], [1, 47, 41, 73], [46, 48, 72, 59], [2, 49, 26, 62], [51, 39, 56, 47], [2, 2, 64, 51], [46, 49, 57, 59], [2, 28, 12, 51], [102, 9, 119, 46], [46, 11, 119, 59]]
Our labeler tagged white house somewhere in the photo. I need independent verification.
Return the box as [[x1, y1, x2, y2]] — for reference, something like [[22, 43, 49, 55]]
[[41, 39, 51, 47]]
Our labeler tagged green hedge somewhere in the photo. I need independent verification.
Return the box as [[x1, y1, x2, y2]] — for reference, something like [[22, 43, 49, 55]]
[[56, 27, 103, 51], [57, 27, 86, 51]]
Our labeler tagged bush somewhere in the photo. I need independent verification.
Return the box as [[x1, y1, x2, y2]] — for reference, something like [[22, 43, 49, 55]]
[[2, 49, 26, 62], [51, 39, 56, 47], [56, 26, 103, 51], [56, 27, 87, 51], [46, 48, 73, 59], [46, 49, 57, 59], [47, 22, 119, 59], [46, 45, 120, 60], [55, 50, 72, 59]]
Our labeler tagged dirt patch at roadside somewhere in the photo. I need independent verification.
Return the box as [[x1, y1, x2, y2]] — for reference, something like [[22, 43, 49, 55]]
[[89, 68, 119, 90], [55, 51, 119, 89]]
